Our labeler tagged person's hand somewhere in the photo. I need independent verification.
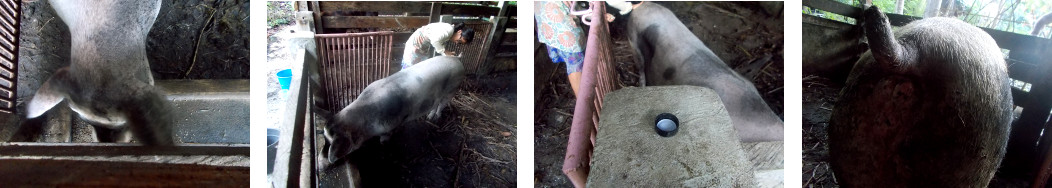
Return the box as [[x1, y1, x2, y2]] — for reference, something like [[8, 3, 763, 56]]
[[444, 51, 456, 56]]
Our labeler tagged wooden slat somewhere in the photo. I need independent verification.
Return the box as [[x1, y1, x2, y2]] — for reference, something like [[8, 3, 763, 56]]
[[0, 159, 248, 187], [322, 16, 429, 29], [507, 18, 517, 29], [439, 3, 499, 17], [1008, 64, 1040, 84], [1013, 87, 1031, 107], [319, 1, 432, 14], [0, 143, 250, 156]]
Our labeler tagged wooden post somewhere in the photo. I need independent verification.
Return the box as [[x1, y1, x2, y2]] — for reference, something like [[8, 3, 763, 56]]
[[430, 2, 442, 23], [1030, 40, 1052, 188], [479, 1, 510, 75], [310, 2, 323, 34]]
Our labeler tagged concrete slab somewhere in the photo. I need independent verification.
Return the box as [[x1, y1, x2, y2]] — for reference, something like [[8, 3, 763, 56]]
[[0, 112, 19, 141], [587, 86, 756, 187], [159, 79, 250, 144]]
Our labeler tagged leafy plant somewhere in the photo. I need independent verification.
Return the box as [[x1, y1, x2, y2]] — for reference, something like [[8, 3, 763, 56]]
[[267, 1, 294, 28]]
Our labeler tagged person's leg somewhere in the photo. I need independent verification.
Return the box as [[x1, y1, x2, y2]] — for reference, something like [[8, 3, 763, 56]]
[[568, 72, 581, 96], [547, 45, 581, 96], [563, 50, 586, 97]]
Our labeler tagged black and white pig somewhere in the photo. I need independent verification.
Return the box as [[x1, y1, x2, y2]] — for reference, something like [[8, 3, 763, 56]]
[[25, 0, 173, 145], [828, 6, 1013, 187], [624, 2, 784, 142], [324, 56, 465, 163]]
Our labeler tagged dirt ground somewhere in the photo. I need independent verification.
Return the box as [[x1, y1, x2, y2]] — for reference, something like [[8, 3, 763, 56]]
[[800, 75, 840, 187], [16, 0, 249, 108], [533, 2, 784, 187], [342, 73, 517, 187]]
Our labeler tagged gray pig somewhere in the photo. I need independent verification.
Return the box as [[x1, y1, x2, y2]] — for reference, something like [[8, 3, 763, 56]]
[[828, 6, 1013, 187], [625, 2, 784, 142], [324, 56, 465, 163], [25, 0, 173, 145]]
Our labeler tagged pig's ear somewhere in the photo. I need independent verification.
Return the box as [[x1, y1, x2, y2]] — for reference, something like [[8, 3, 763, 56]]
[[327, 136, 355, 163], [27, 68, 70, 118], [862, 5, 905, 67]]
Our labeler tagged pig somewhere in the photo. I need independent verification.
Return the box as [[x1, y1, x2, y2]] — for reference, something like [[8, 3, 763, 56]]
[[24, 0, 173, 145], [323, 56, 465, 164], [624, 2, 783, 142], [827, 6, 1013, 187]]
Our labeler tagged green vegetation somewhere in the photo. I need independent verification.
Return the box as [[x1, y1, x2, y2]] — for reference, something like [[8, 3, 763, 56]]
[[804, 0, 1052, 37], [267, 1, 294, 28]]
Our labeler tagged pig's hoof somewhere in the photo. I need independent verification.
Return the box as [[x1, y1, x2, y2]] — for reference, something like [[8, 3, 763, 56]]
[[654, 113, 679, 137]]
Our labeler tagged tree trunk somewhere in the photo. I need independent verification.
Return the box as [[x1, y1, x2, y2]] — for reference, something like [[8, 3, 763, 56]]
[[924, 0, 941, 18], [895, 0, 905, 14]]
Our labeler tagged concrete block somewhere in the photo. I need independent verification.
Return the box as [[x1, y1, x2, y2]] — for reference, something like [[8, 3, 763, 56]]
[[587, 86, 756, 187], [66, 79, 249, 144]]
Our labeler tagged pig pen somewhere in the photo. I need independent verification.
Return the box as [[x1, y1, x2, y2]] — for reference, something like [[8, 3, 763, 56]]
[[266, 19, 517, 188], [534, 2, 784, 187], [802, 0, 1052, 187]]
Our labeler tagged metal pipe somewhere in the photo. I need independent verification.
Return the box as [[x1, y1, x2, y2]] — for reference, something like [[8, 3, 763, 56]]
[[562, 1, 608, 187]]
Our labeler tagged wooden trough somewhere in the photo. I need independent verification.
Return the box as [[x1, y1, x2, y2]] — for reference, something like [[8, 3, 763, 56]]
[[804, 0, 1052, 186]]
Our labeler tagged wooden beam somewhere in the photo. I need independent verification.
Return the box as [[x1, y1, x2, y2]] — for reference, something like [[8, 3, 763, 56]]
[[322, 16, 429, 29], [318, 1, 432, 14], [311, 2, 324, 34], [0, 159, 248, 187], [507, 18, 517, 29], [439, 3, 499, 17], [0, 143, 250, 156]]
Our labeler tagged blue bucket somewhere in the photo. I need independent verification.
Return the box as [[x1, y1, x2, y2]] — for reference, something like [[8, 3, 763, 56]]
[[276, 69, 292, 90]]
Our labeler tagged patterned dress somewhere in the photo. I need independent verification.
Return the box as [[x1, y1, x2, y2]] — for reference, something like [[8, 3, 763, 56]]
[[536, 1, 586, 74]]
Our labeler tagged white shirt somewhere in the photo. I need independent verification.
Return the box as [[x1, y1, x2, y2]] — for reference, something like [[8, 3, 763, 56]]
[[410, 22, 456, 56]]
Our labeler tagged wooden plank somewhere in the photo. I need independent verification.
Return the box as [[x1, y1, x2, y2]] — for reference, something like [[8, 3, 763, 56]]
[[803, 0, 861, 19], [311, 2, 323, 34], [0, 159, 248, 187], [319, 1, 432, 14], [393, 32, 412, 44], [439, 3, 499, 17], [507, 5, 517, 17], [0, 143, 250, 156], [322, 16, 429, 29], [1005, 51, 1052, 177], [1013, 87, 1031, 107], [1008, 60, 1040, 84], [502, 32, 517, 44]]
